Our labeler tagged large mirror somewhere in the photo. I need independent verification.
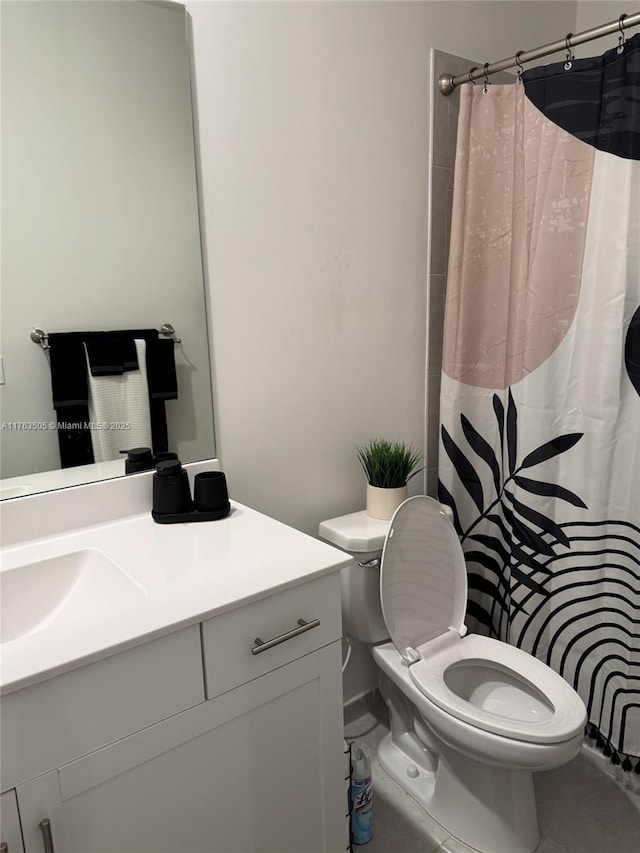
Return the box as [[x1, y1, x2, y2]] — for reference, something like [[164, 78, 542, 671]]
[[0, 0, 215, 499]]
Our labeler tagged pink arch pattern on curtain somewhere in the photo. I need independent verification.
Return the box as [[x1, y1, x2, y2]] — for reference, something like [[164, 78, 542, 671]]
[[439, 35, 640, 774]]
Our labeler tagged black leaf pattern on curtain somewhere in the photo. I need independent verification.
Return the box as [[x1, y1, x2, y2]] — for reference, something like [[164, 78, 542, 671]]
[[439, 389, 587, 631], [504, 491, 571, 548], [461, 414, 501, 494], [492, 395, 505, 455], [506, 389, 518, 475], [520, 433, 583, 469], [440, 425, 484, 513], [513, 476, 587, 508], [509, 542, 552, 576], [502, 503, 556, 555], [437, 479, 462, 536], [468, 534, 510, 566]]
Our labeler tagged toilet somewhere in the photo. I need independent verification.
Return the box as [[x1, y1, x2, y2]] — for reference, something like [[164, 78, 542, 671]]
[[319, 495, 587, 853]]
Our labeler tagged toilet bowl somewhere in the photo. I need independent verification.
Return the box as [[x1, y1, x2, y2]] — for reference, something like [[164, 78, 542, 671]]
[[319, 496, 587, 853]]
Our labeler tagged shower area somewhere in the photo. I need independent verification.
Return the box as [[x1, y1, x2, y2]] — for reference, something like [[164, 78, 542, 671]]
[[428, 16, 640, 787]]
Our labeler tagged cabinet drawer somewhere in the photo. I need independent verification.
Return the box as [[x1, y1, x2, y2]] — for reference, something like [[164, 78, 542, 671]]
[[202, 573, 341, 699], [1, 625, 204, 790]]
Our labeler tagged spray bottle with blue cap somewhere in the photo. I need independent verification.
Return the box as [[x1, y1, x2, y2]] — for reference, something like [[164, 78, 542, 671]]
[[350, 742, 373, 844]]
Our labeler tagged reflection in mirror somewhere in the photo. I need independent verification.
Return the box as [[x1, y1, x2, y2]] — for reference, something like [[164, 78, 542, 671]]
[[0, 0, 215, 499]]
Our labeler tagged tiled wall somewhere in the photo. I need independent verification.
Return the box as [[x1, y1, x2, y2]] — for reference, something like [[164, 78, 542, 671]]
[[426, 50, 512, 497]]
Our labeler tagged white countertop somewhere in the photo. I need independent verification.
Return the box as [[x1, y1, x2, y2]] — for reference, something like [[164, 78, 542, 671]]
[[1, 468, 352, 695]]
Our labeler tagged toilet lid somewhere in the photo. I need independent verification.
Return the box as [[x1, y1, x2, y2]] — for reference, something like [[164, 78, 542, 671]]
[[380, 496, 467, 661]]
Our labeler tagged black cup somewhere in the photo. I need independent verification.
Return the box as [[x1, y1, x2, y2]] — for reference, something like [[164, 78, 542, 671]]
[[194, 471, 230, 514], [153, 460, 192, 515]]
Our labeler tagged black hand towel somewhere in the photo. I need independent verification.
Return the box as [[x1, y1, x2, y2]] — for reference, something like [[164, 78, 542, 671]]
[[55, 405, 95, 468], [146, 338, 178, 400], [85, 335, 140, 376], [48, 333, 90, 408]]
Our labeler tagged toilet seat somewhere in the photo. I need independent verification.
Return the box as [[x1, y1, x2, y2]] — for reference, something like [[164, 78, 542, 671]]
[[380, 496, 586, 745], [409, 634, 587, 743], [380, 495, 468, 662]]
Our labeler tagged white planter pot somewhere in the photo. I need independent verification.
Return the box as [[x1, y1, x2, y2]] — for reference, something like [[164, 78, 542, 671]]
[[366, 484, 408, 520]]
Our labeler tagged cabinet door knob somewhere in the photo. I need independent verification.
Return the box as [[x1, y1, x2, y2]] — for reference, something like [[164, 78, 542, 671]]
[[39, 819, 55, 853], [252, 617, 320, 655]]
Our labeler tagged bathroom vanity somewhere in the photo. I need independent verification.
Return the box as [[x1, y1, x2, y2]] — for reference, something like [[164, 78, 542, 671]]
[[0, 464, 352, 853]]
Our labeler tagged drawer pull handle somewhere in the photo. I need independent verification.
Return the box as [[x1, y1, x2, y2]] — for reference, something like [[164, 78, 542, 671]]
[[39, 819, 55, 853], [0, 842, 8, 852], [252, 618, 320, 655]]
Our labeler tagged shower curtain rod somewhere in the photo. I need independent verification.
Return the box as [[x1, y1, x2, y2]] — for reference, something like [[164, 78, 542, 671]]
[[438, 11, 640, 95]]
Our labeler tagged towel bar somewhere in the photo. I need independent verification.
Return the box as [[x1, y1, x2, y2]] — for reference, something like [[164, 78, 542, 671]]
[[30, 324, 182, 348]]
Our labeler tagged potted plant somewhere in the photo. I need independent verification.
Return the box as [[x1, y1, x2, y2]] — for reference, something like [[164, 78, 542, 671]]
[[356, 438, 424, 520]]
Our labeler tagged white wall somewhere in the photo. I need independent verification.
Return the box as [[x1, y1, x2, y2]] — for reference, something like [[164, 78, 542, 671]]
[[576, 1, 627, 52], [190, 0, 577, 541]]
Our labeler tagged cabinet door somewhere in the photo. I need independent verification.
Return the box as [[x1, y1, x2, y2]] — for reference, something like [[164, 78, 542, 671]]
[[1, 790, 25, 853], [17, 642, 344, 853]]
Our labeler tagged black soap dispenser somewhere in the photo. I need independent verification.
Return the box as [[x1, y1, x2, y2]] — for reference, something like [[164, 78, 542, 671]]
[[123, 447, 179, 475], [151, 459, 193, 521], [124, 447, 155, 474]]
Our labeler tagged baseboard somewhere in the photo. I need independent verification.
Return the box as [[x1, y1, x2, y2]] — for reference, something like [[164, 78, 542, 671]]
[[343, 688, 380, 728]]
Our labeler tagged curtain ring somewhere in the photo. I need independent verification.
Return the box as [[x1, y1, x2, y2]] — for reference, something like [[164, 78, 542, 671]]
[[468, 66, 479, 85], [482, 62, 490, 94], [564, 33, 574, 70], [515, 50, 525, 84], [618, 14, 628, 54]]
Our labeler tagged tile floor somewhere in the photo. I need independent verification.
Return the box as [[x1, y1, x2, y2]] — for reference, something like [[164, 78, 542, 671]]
[[344, 699, 640, 853]]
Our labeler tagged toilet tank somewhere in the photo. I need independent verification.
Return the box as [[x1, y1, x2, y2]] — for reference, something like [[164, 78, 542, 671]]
[[319, 511, 390, 644]]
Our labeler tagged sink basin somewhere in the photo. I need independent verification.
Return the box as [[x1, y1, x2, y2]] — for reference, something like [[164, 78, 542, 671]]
[[1, 549, 146, 644]]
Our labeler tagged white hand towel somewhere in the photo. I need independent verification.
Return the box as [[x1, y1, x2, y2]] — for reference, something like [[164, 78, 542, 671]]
[[85, 338, 153, 462]]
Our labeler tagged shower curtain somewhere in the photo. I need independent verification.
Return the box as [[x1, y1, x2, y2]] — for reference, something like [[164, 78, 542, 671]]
[[438, 35, 640, 773]]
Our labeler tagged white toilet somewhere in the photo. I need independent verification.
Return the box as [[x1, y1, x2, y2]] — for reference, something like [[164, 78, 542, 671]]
[[320, 496, 587, 853]]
